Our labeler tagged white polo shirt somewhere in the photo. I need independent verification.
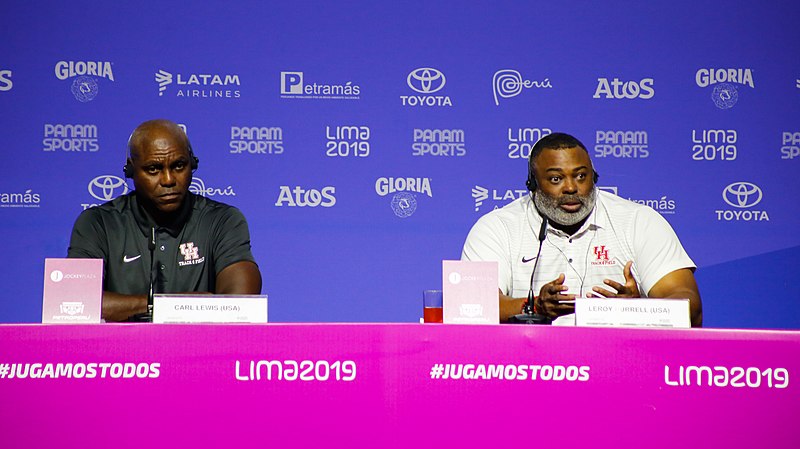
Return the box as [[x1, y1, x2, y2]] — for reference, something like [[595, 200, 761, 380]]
[[462, 190, 695, 306]]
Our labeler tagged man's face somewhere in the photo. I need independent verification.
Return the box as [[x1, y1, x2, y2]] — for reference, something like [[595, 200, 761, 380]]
[[532, 146, 596, 226], [129, 127, 192, 217]]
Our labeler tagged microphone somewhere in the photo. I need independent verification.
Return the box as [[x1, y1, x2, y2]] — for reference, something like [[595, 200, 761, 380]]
[[510, 212, 552, 324], [128, 227, 157, 323], [147, 227, 156, 319]]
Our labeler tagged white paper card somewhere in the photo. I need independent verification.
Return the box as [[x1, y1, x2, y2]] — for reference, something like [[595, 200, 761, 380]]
[[442, 260, 499, 325], [575, 297, 690, 328], [42, 258, 103, 324], [152, 294, 268, 324]]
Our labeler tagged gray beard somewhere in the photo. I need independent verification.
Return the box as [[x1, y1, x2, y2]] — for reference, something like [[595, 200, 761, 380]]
[[533, 187, 597, 226]]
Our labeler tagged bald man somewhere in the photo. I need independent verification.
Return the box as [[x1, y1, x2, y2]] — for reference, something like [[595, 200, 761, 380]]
[[68, 119, 261, 321]]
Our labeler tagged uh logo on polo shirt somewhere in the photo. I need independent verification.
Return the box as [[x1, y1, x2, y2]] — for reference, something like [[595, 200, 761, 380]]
[[178, 242, 204, 266]]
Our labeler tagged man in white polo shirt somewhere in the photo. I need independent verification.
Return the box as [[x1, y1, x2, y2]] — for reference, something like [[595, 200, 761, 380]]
[[461, 132, 702, 326]]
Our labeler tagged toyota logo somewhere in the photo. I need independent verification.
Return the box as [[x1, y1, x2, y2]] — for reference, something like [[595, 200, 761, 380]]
[[88, 175, 129, 201], [407, 68, 446, 94], [723, 182, 762, 208]]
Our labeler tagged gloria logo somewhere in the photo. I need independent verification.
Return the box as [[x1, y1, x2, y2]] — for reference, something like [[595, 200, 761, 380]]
[[375, 177, 432, 218], [189, 178, 236, 197], [593, 78, 654, 99], [155, 68, 241, 98], [716, 182, 768, 221], [88, 175, 129, 202], [0, 189, 41, 208], [55, 61, 114, 102], [471, 185, 528, 212], [43, 124, 99, 152], [493, 69, 553, 105], [275, 186, 336, 207], [401, 67, 451, 107], [0, 69, 12, 91], [230, 126, 284, 154], [280, 71, 360, 100], [695, 68, 754, 109]]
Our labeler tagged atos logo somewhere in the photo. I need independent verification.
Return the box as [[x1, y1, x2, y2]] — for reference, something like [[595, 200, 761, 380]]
[[84, 175, 129, 209], [0, 69, 12, 91], [407, 68, 446, 93], [716, 182, 769, 222], [401, 68, 451, 107], [593, 78, 654, 99], [275, 186, 336, 208], [723, 182, 762, 208]]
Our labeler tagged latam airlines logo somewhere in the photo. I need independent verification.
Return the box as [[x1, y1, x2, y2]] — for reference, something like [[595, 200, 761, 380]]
[[472, 185, 528, 212], [593, 78, 654, 99], [716, 182, 768, 221], [55, 61, 114, 102], [401, 68, 451, 107], [156, 69, 241, 98], [493, 69, 553, 105], [0, 69, 12, 91], [375, 177, 432, 218], [695, 68, 754, 109], [280, 71, 360, 100]]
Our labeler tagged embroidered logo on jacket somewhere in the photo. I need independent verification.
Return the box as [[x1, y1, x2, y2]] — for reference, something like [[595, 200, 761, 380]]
[[591, 245, 616, 266], [179, 242, 205, 266]]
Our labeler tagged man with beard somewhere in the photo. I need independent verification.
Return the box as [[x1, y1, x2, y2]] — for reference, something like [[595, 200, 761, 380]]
[[461, 133, 701, 326], [68, 119, 262, 322]]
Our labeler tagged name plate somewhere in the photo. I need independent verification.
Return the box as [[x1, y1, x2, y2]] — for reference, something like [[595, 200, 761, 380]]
[[575, 297, 690, 328], [152, 294, 268, 324], [442, 260, 499, 325]]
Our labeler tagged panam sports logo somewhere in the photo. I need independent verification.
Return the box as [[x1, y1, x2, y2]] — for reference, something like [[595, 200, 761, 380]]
[[156, 69, 241, 98], [695, 68, 754, 109], [54, 61, 114, 102]]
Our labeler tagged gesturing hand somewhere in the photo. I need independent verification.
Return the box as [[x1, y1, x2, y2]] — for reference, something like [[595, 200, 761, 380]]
[[537, 273, 576, 319], [590, 261, 641, 298]]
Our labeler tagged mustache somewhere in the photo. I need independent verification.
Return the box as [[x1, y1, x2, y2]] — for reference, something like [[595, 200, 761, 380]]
[[557, 194, 585, 205]]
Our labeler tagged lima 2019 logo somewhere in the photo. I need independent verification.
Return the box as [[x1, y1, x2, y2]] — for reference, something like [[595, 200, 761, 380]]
[[54, 61, 114, 102], [696, 68, 754, 109]]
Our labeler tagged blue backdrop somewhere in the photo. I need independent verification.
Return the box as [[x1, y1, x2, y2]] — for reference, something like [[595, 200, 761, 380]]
[[1, 0, 799, 328]]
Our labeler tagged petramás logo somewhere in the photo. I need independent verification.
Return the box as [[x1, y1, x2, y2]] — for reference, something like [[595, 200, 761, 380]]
[[695, 68, 754, 109], [55, 61, 114, 102], [716, 182, 768, 221], [593, 77, 654, 99], [401, 68, 451, 107], [156, 69, 241, 99], [280, 71, 360, 100]]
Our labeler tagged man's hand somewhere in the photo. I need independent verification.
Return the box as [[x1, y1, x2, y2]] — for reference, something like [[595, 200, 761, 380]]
[[590, 260, 641, 298], [538, 273, 576, 320]]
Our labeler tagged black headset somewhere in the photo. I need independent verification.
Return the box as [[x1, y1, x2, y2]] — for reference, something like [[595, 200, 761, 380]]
[[123, 132, 199, 179], [525, 151, 599, 192]]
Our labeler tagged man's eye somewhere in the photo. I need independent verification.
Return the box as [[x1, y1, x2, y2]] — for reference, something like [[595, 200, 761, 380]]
[[174, 161, 187, 170], [549, 177, 561, 183], [145, 166, 159, 174], [577, 173, 587, 180]]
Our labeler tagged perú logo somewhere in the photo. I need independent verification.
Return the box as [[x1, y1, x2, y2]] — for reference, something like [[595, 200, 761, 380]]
[[716, 182, 769, 222], [275, 186, 336, 207], [593, 78, 654, 99], [189, 178, 236, 197], [179, 242, 200, 261], [493, 69, 553, 105]]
